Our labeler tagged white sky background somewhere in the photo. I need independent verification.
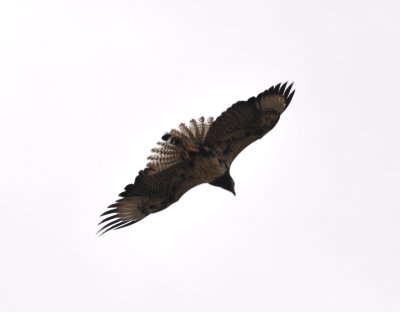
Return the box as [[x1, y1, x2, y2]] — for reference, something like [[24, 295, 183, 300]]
[[1, 0, 399, 311]]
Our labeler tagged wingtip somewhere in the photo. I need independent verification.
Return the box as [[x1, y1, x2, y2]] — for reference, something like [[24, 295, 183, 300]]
[[279, 81, 288, 94], [273, 83, 281, 92], [97, 219, 126, 236], [287, 90, 295, 106], [274, 81, 295, 108], [97, 219, 139, 236], [268, 81, 295, 96], [283, 82, 294, 98]]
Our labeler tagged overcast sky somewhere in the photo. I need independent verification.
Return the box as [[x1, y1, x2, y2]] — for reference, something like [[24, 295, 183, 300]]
[[1, 0, 399, 311]]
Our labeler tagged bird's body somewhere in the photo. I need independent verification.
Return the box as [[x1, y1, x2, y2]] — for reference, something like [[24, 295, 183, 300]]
[[99, 82, 295, 235]]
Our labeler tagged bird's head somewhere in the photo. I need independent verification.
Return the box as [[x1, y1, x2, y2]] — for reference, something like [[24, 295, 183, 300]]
[[209, 170, 236, 196]]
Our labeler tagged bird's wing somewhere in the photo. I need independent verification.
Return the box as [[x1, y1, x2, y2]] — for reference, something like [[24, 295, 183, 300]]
[[204, 82, 295, 165], [98, 118, 214, 235], [98, 163, 207, 235]]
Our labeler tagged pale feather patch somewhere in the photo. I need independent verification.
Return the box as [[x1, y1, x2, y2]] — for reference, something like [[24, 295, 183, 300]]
[[97, 197, 148, 235], [115, 197, 147, 221], [257, 95, 286, 113]]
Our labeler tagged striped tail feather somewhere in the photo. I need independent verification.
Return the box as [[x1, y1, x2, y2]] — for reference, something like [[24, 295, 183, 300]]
[[146, 116, 214, 174]]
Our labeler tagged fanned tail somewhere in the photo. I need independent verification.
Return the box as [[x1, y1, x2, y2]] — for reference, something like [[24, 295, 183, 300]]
[[146, 116, 214, 173]]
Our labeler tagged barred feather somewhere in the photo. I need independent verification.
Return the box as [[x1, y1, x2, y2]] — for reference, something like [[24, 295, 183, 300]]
[[205, 117, 214, 135], [146, 117, 214, 173], [179, 123, 195, 140], [170, 129, 188, 139], [181, 117, 213, 143], [146, 140, 180, 172], [198, 116, 206, 141], [190, 119, 200, 139]]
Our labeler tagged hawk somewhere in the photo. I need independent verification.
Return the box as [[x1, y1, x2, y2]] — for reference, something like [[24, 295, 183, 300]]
[[98, 82, 295, 235]]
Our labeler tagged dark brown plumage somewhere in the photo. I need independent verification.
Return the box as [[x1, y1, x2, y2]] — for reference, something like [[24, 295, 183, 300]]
[[98, 82, 295, 235]]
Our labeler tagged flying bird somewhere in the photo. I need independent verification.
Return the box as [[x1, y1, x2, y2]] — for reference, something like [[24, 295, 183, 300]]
[[98, 82, 295, 235]]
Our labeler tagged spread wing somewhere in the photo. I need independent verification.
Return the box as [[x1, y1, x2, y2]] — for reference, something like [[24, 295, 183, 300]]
[[204, 82, 295, 165], [98, 164, 206, 234], [98, 118, 214, 235]]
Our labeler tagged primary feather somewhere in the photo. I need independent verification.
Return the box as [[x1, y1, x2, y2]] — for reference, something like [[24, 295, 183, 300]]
[[98, 82, 295, 235]]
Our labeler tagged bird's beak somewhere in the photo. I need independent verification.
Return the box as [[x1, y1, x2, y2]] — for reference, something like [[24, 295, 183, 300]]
[[232, 188, 236, 196]]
